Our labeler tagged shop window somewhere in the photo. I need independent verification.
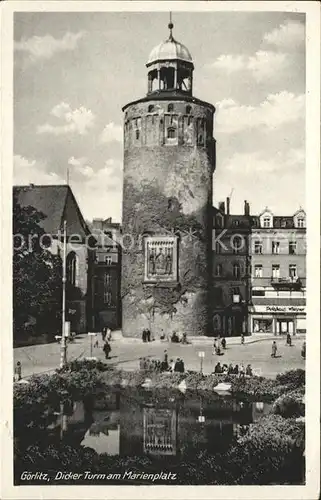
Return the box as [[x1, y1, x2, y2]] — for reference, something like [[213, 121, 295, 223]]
[[252, 289, 265, 296], [253, 319, 273, 333]]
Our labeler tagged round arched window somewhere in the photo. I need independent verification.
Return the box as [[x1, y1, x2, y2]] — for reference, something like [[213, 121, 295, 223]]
[[167, 103, 174, 112]]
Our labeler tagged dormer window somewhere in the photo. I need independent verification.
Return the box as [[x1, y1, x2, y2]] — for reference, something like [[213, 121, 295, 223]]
[[186, 105, 192, 114], [148, 105, 154, 113], [263, 217, 271, 228], [297, 218, 305, 228], [167, 103, 174, 112]]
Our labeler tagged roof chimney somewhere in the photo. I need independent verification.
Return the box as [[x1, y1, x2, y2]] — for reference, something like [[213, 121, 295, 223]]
[[226, 197, 230, 216], [218, 201, 225, 214], [244, 200, 250, 216]]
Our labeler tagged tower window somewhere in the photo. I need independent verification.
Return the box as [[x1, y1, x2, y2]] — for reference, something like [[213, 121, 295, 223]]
[[167, 127, 176, 139], [186, 105, 192, 114], [167, 103, 174, 112], [148, 105, 154, 113], [135, 129, 140, 140]]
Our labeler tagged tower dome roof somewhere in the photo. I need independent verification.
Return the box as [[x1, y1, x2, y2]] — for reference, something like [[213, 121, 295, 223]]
[[147, 36, 193, 66]]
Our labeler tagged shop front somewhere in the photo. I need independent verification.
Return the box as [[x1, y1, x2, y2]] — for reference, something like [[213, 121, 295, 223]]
[[212, 305, 248, 337], [250, 304, 306, 335]]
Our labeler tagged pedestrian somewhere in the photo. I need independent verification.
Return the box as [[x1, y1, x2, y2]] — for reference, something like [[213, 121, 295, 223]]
[[222, 364, 228, 374], [286, 333, 292, 346], [174, 357, 181, 372], [106, 327, 112, 342], [169, 358, 175, 372], [301, 341, 306, 359], [245, 364, 253, 376], [163, 350, 169, 370], [178, 358, 185, 373], [14, 361, 22, 382], [181, 332, 188, 344], [221, 337, 226, 349], [215, 344, 221, 356], [142, 329, 147, 343], [241, 333, 245, 345], [171, 331, 179, 343], [213, 338, 218, 354], [146, 329, 151, 342], [101, 326, 107, 342], [93, 332, 99, 348], [214, 362, 222, 374], [239, 364, 245, 378], [234, 364, 239, 375], [103, 340, 111, 359], [271, 340, 277, 358], [227, 363, 234, 375]]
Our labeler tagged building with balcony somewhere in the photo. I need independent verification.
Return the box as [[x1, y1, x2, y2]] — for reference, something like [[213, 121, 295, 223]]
[[249, 207, 306, 335], [90, 218, 122, 331], [212, 198, 252, 336]]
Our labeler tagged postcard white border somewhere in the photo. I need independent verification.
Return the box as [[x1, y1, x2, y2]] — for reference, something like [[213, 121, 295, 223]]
[[1, 2, 320, 499]]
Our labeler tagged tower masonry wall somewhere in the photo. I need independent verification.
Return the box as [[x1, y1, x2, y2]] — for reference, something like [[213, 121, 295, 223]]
[[121, 98, 215, 338]]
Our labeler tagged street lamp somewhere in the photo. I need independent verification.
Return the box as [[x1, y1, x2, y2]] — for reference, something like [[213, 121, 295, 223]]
[[198, 351, 205, 374]]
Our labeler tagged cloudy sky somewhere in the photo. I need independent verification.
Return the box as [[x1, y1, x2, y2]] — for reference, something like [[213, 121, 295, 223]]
[[14, 11, 305, 221]]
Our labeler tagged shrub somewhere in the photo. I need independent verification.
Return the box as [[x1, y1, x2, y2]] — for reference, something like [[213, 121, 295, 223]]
[[272, 389, 305, 418], [276, 369, 305, 389]]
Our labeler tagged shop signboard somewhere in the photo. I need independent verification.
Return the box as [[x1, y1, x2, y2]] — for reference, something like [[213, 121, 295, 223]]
[[251, 305, 306, 314]]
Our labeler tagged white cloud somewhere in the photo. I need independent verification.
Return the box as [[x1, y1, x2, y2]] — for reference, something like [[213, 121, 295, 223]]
[[263, 20, 305, 50], [14, 154, 64, 184], [216, 91, 305, 133], [210, 50, 290, 82], [68, 156, 94, 178], [223, 148, 305, 175], [99, 122, 123, 143], [14, 31, 86, 63], [37, 102, 95, 135]]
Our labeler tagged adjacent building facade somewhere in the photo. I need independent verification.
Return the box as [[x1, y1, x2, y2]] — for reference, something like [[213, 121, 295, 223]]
[[212, 199, 251, 336], [90, 218, 122, 331], [249, 208, 306, 335], [13, 184, 95, 334]]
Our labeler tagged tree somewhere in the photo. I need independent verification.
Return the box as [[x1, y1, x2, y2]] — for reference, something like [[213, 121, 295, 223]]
[[13, 194, 62, 338]]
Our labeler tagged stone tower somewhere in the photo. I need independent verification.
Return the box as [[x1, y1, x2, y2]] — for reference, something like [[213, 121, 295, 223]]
[[121, 21, 216, 338]]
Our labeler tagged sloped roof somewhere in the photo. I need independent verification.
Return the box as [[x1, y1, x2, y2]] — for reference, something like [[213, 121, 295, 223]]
[[13, 185, 90, 235]]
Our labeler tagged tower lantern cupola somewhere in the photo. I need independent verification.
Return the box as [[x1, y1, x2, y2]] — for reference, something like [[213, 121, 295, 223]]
[[146, 19, 194, 95]]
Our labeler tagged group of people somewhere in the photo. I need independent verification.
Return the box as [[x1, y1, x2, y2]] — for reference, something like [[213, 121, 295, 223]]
[[170, 331, 188, 344], [142, 328, 152, 343], [139, 350, 185, 373], [213, 362, 253, 377]]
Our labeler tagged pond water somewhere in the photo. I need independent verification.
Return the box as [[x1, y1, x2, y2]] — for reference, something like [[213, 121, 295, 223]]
[[51, 389, 271, 458]]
